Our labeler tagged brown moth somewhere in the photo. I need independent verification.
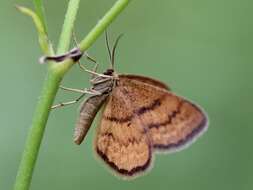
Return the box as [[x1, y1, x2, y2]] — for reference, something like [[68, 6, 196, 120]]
[[73, 34, 208, 179]]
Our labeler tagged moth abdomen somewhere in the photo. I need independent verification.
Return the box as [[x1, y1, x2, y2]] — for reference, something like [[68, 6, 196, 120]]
[[74, 94, 109, 145]]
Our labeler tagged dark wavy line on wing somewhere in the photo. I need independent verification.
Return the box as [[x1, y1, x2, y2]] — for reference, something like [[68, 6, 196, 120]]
[[103, 95, 166, 123]]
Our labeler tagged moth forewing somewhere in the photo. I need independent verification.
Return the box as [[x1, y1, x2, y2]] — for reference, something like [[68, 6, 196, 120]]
[[94, 74, 208, 178]]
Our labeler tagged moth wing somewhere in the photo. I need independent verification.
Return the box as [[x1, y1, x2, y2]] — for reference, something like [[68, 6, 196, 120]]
[[119, 74, 170, 90], [118, 75, 208, 152], [94, 88, 152, 177]]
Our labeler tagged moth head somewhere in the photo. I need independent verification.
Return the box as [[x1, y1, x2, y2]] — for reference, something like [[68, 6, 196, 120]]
[[103, 68, 114, 76]]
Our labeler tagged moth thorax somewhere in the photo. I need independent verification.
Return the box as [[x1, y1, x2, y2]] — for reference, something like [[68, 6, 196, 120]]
[[92, 78, 114, 94]]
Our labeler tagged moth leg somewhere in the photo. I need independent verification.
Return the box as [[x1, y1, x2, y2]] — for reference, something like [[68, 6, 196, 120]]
[[79, 53, 111, 79], [77, 52, 98, 73], [59, 86, 89, 94], [51, 93, 86, 109], [52, 88, 102, 109], [60, 85, 103, 94], [77, 56, 111, 79], [78, 61, 112, 78], [84, 51, 97, 64], [90, 76, 112, 85], [72, 31, 102, 78]]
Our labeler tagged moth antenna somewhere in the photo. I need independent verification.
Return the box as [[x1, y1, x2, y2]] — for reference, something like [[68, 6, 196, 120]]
[[111, 34, 123, 69], [105, 30, 112, 67]]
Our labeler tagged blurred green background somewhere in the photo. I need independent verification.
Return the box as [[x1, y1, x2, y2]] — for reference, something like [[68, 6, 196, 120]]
[[1, 0, 253, 189]]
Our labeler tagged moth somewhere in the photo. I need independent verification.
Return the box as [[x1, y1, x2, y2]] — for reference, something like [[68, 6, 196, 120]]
[[52, 34, 208, 179]]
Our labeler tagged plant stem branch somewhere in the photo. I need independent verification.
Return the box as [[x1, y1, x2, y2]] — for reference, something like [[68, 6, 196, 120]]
[[14, 0, 131, 189], [57, 0, 80, 54], [16, 6, 52, 55], [79, 0, 130, 51], [33, 0, 47, 33]]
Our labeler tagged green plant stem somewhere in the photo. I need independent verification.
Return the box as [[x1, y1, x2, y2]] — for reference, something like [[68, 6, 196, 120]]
[[14, 70, 61, 190], [14, 0, 131, 190], [33, 0, 47, 33], [57, 0, 80, 54], [14, 0, 79, 189], [79, 0, 130, 51], [16, 6, 52, 55]]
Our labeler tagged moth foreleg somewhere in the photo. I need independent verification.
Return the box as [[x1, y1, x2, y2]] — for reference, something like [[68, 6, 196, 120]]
[[51, 87, 102, 109], [78, 61, 111, 79], [59, 86, 89, 94], [51, 93, 87, 109]]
